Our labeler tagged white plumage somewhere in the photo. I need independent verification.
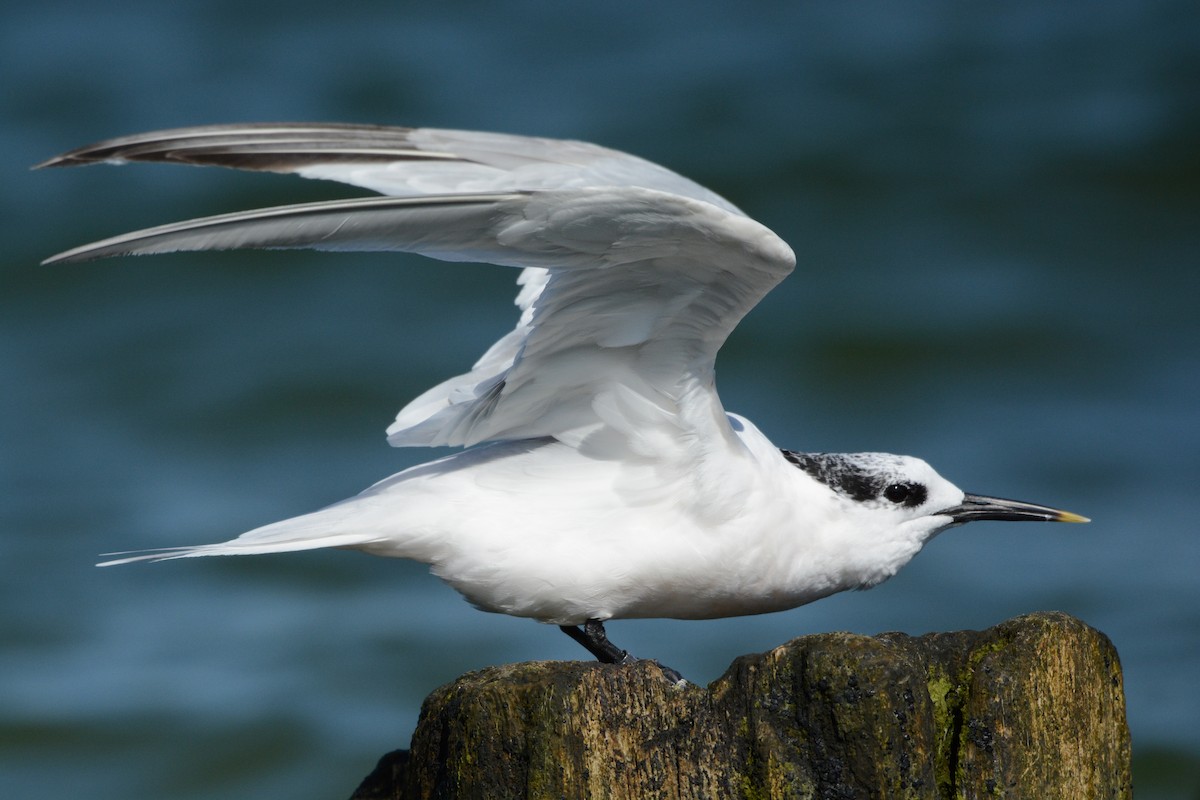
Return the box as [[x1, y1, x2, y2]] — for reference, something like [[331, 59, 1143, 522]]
[[41, 124, 1084, 667]]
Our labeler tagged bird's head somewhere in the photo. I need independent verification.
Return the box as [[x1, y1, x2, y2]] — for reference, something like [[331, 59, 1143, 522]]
[[781, 450, 1087, 585]]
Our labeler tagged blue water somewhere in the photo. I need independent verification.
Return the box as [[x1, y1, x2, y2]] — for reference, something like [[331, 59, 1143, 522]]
[[3, 1, 1198, 797]]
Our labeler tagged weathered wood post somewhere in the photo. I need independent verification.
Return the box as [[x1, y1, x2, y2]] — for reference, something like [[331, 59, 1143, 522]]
[[351, 612, 1130, 799]]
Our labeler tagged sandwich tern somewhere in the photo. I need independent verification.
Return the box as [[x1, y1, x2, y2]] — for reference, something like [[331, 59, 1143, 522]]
[[40, 123, 1086, 680]]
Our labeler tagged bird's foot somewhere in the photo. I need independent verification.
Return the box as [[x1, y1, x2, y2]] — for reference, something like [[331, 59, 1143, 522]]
[[647, 659, 687, 687], [616, 650, 687, 687], [559, 619, 688, 687]]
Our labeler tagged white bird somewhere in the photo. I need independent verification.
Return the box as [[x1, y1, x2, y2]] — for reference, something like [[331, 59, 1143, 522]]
[[40, 123, 1086, 680]]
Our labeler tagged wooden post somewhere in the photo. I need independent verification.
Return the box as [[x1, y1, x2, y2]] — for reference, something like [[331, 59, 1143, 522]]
[[351, 612, 1130, 799]]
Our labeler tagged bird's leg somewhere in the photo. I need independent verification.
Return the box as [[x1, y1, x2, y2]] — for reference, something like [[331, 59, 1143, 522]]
[[559, 619, 686, 685], [560, 619, 633, 664]]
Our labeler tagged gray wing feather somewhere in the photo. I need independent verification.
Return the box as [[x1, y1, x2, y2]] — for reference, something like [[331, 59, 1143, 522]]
[[43, 194, 526, 267], [40, 126, 790, 447], [37, 122, 741, 214]]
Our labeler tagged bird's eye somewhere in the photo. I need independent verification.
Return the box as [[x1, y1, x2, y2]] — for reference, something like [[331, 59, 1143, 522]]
[[884, 482, 927, 507]]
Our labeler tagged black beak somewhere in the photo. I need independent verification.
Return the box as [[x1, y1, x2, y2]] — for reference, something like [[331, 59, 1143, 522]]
[[943, 493, 1089, 524]]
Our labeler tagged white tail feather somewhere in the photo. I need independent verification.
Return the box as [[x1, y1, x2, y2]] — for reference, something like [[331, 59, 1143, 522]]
[[96, 531, 386, 566], [96, 506, 393, 568]]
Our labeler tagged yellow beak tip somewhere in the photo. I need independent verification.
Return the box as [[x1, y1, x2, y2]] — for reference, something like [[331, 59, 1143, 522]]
[[1056, 511, 1090, 524]]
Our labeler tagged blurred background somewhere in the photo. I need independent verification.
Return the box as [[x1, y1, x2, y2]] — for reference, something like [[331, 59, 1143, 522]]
[[2, 1, 1197, 797]]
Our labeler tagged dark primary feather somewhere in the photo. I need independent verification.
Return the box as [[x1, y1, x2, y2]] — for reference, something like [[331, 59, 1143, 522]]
[[34, 122, 454, 172]]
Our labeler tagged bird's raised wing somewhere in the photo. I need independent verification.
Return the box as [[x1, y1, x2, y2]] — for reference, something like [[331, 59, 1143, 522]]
[[41, 125, 794, 449], [36, 122, 743, 213]]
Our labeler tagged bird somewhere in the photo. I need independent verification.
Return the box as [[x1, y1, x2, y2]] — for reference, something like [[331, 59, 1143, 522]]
[[39, 122, 1087, 682]]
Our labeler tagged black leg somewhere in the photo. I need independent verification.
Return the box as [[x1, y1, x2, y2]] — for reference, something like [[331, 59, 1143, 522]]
[[558, 619, 686, 685], [559, 619, 633, 664]]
